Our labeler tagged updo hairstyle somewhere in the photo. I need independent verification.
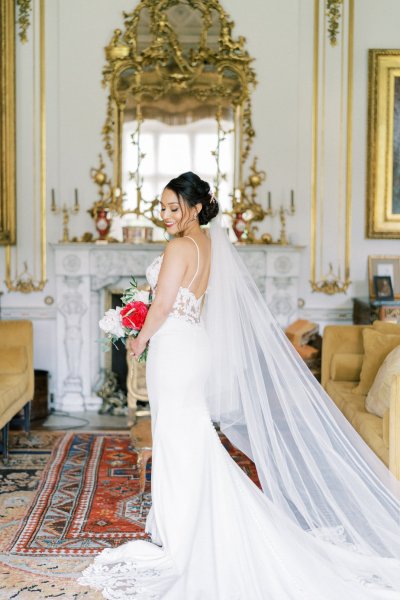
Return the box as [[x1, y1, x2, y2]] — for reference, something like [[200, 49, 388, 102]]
[[165, 171, 219, 226]]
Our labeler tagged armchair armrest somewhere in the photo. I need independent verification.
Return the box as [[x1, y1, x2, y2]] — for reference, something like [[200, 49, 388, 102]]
[[0, 320, 34, 400]]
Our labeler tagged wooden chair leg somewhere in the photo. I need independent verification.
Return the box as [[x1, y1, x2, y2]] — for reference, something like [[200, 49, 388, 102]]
[[1, 423, 9, 463], [138, 448, 152, 495], [137, 448, 152, 516]]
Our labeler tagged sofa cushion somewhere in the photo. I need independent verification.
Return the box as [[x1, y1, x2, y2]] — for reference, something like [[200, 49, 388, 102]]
[[0, 373, 29, 418], [353, 329, 400, 395], [326, 380, 387, 465], [330, 353, 364, 382], [325, 380, 365, 422], [0, 347, 28, 375], [373, 321, 400, 335], [357, 418, 387, 465], [365, 345, 400, 417], [325, 380, 359, 413]]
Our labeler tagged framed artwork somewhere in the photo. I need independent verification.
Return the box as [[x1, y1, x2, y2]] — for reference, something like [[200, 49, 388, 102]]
[[367, 50, 400, 238], [373, 275, 394, 300], [368, 255, 400, 299]]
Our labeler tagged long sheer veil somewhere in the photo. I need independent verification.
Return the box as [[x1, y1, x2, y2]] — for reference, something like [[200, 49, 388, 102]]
[[203, 212, 400, 588]]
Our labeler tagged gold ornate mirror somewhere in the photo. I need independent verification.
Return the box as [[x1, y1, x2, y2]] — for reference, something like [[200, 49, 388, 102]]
[[92, 0, 259, 234]]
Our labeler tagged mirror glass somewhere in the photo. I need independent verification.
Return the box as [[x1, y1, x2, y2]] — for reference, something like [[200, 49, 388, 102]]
[[122, 108, 235, 215]]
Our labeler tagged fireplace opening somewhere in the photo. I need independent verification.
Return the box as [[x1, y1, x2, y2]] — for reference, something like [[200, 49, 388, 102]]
[[100, 289, 150, 423], [110, 292, 128, 393]]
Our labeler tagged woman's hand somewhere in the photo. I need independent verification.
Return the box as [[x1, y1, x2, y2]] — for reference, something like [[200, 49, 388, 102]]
[[128, 335, 147, 361]]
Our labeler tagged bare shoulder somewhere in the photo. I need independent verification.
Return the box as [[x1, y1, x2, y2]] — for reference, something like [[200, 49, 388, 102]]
[[163, 237, 193, 262], [164, 237, 193, 254]]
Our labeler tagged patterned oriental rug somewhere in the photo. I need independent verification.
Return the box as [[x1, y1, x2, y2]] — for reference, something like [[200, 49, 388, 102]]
[[0, 429, 260, 599]]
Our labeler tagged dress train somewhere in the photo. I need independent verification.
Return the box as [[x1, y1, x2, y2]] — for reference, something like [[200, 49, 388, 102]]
[[79, 317, 400, 600]]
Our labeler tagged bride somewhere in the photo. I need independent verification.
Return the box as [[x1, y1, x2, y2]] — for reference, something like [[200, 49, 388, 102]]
[[79, 172, 400, 599]]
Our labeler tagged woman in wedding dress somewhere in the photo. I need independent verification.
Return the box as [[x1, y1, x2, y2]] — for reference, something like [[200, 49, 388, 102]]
[[79, 172, 400, 600]]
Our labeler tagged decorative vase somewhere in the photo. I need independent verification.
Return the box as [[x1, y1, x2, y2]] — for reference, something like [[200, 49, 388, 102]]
[[232, 212, 246, 241], [95, 208, 111, 240]]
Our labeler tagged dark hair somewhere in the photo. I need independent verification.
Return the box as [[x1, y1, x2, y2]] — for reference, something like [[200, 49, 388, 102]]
[[165, 171, 219, 226]]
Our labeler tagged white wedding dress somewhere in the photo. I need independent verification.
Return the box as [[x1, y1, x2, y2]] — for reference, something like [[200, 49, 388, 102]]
[[79, 235, 400, 600]]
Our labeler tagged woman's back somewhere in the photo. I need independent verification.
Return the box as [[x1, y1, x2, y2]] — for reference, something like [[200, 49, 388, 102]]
[[179, 233, 211, 300]]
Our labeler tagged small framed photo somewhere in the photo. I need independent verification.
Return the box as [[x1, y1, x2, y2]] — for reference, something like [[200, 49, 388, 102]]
[[373, 275, 394, 300], [369, 256, 400, 299]]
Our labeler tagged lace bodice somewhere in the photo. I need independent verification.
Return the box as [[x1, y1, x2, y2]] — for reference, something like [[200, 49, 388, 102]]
[[145, 237, 206, 325]]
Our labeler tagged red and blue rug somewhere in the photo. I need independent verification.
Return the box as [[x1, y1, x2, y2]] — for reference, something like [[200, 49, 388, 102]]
[[7, 430, 260, 557]]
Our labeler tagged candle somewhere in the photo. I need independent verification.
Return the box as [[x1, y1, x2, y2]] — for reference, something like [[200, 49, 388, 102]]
[[268, 191, 271, 210], [51, 189, 56, 211], [74, 188, 79, 208], [290, 189, 294, 209]]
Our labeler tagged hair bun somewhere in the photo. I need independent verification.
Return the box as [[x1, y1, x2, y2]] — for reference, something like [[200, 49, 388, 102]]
[[165, 171, 219, 225], [198, 191, 219, 225]]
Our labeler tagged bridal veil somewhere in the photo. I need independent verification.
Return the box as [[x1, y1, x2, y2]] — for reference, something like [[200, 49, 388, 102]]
[[203, 213, 400, 589]]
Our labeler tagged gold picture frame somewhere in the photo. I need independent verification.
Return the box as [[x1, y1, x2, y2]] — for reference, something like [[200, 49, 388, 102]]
[[368, 255, 400, 299], [0, 0, 16, 245], [367, 50, 400, 238]]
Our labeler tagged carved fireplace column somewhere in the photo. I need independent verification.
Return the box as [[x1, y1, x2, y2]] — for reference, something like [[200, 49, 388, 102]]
[[55, 252, 91, 411]]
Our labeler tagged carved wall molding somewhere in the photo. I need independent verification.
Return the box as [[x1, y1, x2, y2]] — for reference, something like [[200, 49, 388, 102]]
[[4, 0, 47, 291], [310, 0, 353, 294], [1, 305, 57, 320], [16, 0, 32, 43]]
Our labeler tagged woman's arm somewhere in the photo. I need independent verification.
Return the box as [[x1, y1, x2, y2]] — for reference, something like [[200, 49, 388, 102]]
[[134, 237, 191, 346]]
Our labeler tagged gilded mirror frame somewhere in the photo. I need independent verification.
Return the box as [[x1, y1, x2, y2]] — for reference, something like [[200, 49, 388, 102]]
[[0, 0, 16, 245], [94, 0, 257, 227]]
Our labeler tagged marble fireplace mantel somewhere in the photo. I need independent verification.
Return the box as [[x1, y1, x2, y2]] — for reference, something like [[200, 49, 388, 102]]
[[52, 241, 304, 411]]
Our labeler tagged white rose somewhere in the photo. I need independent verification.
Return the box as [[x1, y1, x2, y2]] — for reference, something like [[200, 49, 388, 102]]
[[99, 306, 124, 338], [135, 290, 150, 304]]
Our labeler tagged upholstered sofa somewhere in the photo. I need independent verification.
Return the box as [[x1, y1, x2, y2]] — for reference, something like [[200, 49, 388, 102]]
[[0, 320, 34, 461], [322, 322, 400, 479]]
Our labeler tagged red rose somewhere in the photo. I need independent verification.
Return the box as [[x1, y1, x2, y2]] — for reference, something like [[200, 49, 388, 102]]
[[120, 301, 149, 331]]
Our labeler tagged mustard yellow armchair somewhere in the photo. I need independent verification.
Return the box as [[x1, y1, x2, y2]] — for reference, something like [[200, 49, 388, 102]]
[[0, 320, 34, 461]]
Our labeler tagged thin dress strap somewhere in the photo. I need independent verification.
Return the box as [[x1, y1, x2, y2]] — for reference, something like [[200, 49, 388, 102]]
[[183, 236, 200, 290]]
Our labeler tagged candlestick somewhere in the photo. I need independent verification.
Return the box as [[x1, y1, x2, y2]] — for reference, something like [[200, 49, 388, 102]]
[[50, 190, 80, 242]]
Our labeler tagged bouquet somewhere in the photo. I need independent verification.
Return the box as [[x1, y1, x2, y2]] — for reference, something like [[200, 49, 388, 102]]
[[99, 277, 151, 363]]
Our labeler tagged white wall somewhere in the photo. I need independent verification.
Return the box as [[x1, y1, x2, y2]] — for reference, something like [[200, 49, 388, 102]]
[[1, 0, 400, 390]]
